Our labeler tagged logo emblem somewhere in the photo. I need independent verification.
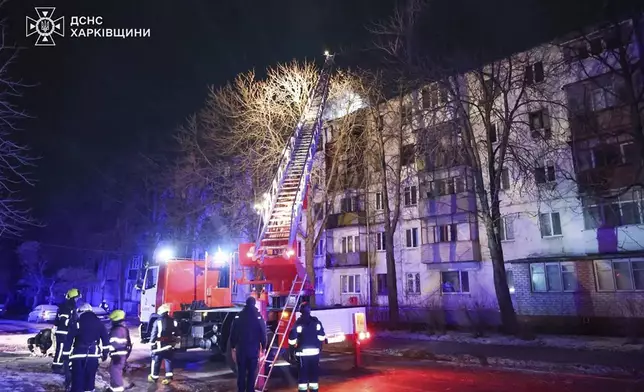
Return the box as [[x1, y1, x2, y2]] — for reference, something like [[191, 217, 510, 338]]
[[26, 7, 64, 46]]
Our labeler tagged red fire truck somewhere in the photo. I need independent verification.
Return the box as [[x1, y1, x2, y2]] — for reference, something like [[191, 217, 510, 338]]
[[137, 54, 369, 386]]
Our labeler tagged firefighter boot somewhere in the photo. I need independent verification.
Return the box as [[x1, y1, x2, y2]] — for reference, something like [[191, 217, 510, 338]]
[[147, 375, 157, 383], [162, 379, 171, 385]]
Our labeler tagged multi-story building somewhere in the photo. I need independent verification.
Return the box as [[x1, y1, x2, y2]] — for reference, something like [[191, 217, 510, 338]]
[[298, 16, 644, 331]]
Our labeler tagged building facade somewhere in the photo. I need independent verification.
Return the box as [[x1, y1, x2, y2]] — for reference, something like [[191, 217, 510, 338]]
[[296, 16, 644, 332]]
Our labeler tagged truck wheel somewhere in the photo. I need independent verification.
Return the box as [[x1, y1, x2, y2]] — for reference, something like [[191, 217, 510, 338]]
[[226, 334, 237, 374]]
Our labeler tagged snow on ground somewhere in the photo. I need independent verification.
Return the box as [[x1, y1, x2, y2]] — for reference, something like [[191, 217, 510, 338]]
[[377, 330, 644, 352]]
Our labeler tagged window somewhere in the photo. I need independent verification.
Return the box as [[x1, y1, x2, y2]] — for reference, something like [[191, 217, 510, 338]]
[[401, 144, 415, 167], [341, 274, 361, 294], [315, 274, 324, 294], [314, 239, 325, 256], [377, 273, 388, 295], [340, 197, 358, 213], [530, 262, 577, 292], [499, 216, 515, 241], [595, 260, 644, 291], [404, 186, 418, 206], [592, 143, 621, 168], [405, 228, 419, 248], [406, 272, 421, 294], [582, 190, 644, 229], [535, 162, 555, 184], [441, 271, 470, 293], [539, 212, 562, 237], [297, 241, 302, 257], [436, 224, 458, 243], [341, 236, 360, 253], [430, 176, 468, 197], [375, 192, 384, 211], [529, 109, 551, 139], [422, 84, 448, 109], [500, 168, 510, 190], [524, 61, 544, 85], [488, 123, 498, 143], [376, 232, 386, 251], [506, 270, 515, 294], [621, 142, 638, 165], [402, 104, 413, 125]]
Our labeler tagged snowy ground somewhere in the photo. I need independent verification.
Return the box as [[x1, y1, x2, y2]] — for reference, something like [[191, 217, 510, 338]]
[[377, 330, 644, 352]]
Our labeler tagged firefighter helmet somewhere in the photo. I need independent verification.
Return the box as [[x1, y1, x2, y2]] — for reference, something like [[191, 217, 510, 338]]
[[299, 302, 311, 315], [65, 288, 81, 300], [157, 304, 171, 315], [77, 302, 93, 313], [109, 309, 126, 322]]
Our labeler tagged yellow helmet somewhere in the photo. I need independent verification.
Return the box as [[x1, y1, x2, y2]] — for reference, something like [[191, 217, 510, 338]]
[[65, 288, 81, 300], [157, 304, 171, 315], [109, 310, 126, 322]]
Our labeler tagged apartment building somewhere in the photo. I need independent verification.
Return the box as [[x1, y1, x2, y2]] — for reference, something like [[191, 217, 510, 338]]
[[298, 16, 644, 331]]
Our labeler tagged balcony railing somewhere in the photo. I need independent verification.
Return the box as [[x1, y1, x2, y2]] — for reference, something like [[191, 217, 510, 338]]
[[325, 252, 368, 268], [419, 193, 477, 217], [569, 106, 633, 141], [420, 241, 481, 264], [326, 210, 367, 229]]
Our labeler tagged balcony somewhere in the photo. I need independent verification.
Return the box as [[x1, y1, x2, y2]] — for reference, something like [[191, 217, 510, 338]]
[[325, 252, 368, 269], [326, 211, 367, 229], [568, 106, 633, 141], [420, 241, 481, 264], [419, 193, 477, 217], [577, 165, 642, 194]]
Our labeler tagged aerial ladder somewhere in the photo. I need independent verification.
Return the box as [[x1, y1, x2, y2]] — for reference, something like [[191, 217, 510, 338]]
[[250, 53, 335, 392]]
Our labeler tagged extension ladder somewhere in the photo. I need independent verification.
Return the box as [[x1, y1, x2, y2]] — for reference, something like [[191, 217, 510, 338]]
[[254, 274, 307, 392]]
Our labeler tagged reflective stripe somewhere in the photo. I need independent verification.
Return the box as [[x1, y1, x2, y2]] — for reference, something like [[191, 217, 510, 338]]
[[59, 314, 69, 318], [69, 354, 101, 359], [55, 330, 68, 335], [151, 345, 172, 353], [298, 384, 308, 390], [110, 351, 129, 356], [62, 351, 72, 355], [288, 339, 297, 345], [110, 337, 129, 344], [296, 326, 302, 333], [165, 372, 173, 377], [103, 345, 114, 351], [316, 323, 321, 331], [317, 335, 326, 341], [295, 348, 320, 356], [150, 359, 157, 377], [111, 387, 125, 392], [309, 382, 319, 389]]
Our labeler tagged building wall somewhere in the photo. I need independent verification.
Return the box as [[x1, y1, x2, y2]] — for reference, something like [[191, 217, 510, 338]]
[[308, 16, 644, 331]]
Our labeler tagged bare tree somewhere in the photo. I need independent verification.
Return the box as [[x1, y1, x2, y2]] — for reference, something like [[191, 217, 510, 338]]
[[370, 1, 570, 333], [0, 10, 36, 237], [176, 61, 366, 300], [17, 241, 49, 309]]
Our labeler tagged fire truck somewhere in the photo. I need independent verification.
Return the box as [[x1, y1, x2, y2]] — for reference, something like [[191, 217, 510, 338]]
[[137, 53, 369, 388]]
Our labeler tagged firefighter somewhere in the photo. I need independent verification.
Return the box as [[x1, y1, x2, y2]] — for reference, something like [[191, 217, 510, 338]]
[[229, 296, 267, 392], [148, 303, 178, 385], [107, 310, 132, 392], [52, 288, 82, 373], [62, 302, 110, 392], [288, 302, 326, 392], [28, 328, 53, 356]]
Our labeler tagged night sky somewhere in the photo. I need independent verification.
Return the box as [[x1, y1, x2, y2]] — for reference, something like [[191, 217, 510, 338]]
[[1, 0, 640, 247]]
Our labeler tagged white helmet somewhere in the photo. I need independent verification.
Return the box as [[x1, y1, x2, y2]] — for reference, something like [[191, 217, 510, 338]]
[[157, 304, 171, 315], [77, 302, 93, 313]]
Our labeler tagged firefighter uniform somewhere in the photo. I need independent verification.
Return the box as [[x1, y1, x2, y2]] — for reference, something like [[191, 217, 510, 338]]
[[52, 288, 81, 371], [63, 302, 110, 392], [148, 304, 178, 385], [108, 310, 132, 392], [229, 297, 267, 392], [288, 303, 326, 392]]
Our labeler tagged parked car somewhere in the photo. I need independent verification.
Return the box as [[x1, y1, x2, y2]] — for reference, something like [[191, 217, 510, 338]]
[[27, 304, 58, 323], [92, 306, 109, 321]]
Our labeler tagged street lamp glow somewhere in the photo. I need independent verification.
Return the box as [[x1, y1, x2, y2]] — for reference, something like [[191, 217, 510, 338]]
[[213, 247, 227, 265], [324, 50, 330, 57], [156, 247, 174, 262]]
